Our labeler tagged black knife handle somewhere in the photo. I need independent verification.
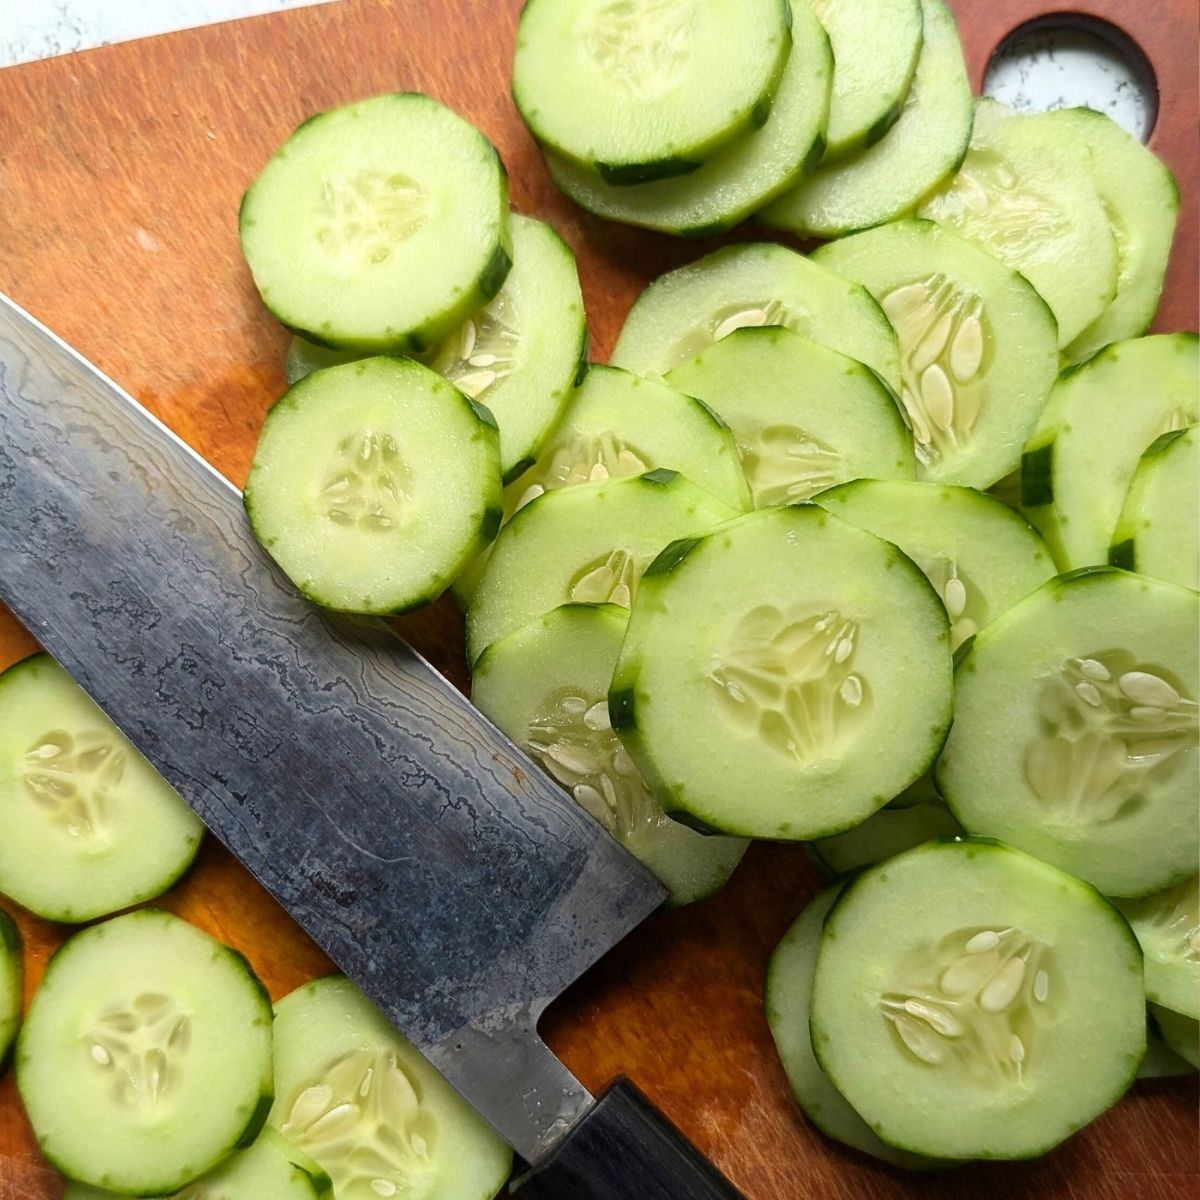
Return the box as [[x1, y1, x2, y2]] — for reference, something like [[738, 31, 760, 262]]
[[512, 1078, 745, 1200]]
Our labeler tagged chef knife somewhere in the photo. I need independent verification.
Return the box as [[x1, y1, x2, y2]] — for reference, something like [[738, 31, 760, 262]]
[[0, 294, 745, 1200]]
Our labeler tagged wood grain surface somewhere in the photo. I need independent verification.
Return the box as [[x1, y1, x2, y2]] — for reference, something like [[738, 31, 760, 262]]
[[0, 2, 1196, 1197]]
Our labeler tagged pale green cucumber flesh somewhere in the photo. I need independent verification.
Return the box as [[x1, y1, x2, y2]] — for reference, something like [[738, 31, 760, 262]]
[[1116, 877, 1200, 1019], [808, 799, 963, 876]]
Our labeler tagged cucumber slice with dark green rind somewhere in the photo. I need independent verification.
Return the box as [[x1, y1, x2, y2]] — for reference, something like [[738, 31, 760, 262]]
[[241, 93, 511, 353], [611, 242, 900, 393], [513, 0, 793, 184], [762, 0, 972, 237], [466, 470, 737, 664], [544, 0, 831, 236], [0, 655, 204, 924], [918, 101, 1118, 348], [1138, 1023, 1196, 1079], [1116, 877, 1199, 1020], [472, 604, 748, 905], [1020, 334, 1199, 571], [808, 800, 963, 876], [811, 839, 1145, 1160], [766, 883, 938, 1168], [17, 911, 274, 1196], [665, 326, 914, 505], [610, 505, 953, 840], [1149, 1004, 1199, 1069], [816, 479, 1056, 650], [936, 570, 1198, 899], [270, 975, 512, 1200], [813, 219, 1058, 489], [1108, 426, 1198, 590], [244, 356, 502, 615], [811, 0, 924, 160], [0, 907, 21, 1070]]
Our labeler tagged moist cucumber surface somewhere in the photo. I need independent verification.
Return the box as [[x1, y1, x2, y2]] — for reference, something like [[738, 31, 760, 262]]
[[1109, 426, 1198, 590], [244, 356, 502, 615], [270, 975, 512, 1200], [472, 604, 747, 905], [918, 100, 1117, 348], [665, 326, 913, 505], [466, 470, 737, 664], [816, 479, 1056, 649], [1150, 1004, 1199, 1069], [0, 655, 203, 923], [1020, 334, 1199, 571], [936, 570, 1199, 899], [808, 797, 963, 877], [1, 908, 20, 1069], [810, 0, 923, 159], [240, 94, 511, 353], [610, 505, 953, 839], [1116, 877, 1199, 1020], [766, 883, 933, 1168], [17, 910, 273, 1195], [762, 0, 972, 237], [811, 840, 1145, 1159], [545, 0, 831, 236], [513, 0, 792, 184], [611, 242, 900, 392], [813, 219, 1058, 489]]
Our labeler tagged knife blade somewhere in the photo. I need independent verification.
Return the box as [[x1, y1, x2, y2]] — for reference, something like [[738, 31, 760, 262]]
[[0, 294, 753, 1199]]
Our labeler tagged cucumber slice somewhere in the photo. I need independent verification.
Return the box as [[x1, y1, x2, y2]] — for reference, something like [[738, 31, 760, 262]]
[[544, 0, 830, 236], [17, 911, 273, 1195], [766, 883, 934, 1168], [762, 0, 972, 237], [513, 0, 792, 184], [610, 505, 952, 839], [1139, 1024, 1195, 1078], [271, 975, 512, 1200], [244, 356, 501, 615], [813, 219, 1058, 488], [285, 337, 366, 385], [918, 100, 1118, 348], [1021, 335, 1199, 571], [811, 840, 1145, 1159], [472, 604, 748, 905], [816, 479, 1056, 649], [240, 94, 511, 353], [936, 569, 1199, 899], [466, 470, 737, 664], [1116, 878, 1199, 1020], [611, 242, 900, 393], [0, 655, 203, 923], [1, 908, 21, 1069], [808, 800, 963, 877], [1109, 426, 1198, 590], [1047, 110, 1180, 364], [811, 0, 923, 159], [1149, 1004, 1199, 1069], [664, 327, 913, 505]]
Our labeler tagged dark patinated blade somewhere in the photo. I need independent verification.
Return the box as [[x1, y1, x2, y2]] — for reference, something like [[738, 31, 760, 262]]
[[0, 295, 665, 1162]]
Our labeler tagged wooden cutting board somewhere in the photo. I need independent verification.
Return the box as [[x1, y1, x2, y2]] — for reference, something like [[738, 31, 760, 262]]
[[0, 2, 1196, 1196]]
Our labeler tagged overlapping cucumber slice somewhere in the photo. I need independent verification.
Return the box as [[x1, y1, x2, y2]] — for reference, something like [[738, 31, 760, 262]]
[[1117, 877, 1199, 1020], [808, 796, 962, 877], [0, 908, 20, 1070]]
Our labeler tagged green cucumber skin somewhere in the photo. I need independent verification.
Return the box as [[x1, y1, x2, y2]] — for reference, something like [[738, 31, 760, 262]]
[[0, 908, 21, 1072]]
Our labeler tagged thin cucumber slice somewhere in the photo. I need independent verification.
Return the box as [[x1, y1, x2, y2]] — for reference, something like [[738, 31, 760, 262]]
[[17, 911, 273, 1195], [244, 357, 502, 615], [918, 101, 1118, 348], [240, 94, 511, 353], [811, 840, 1145, 1159], [466, 470, 737, 664], [937, 570, 1199, 899], [544, 0, 831, 236], [664, 327, 914, 505], [1109, 426, 1198, 590], [762, 0, 971, 237], [513, 0, 792, 184], [1116, 878, 1199, 1020], [611, 242, 900, 393], [809, 800, 963, 877], [811, 0, 923, 160], [813, 219, 1058, 488], [1021, 335, 1199, 571], [0, 655, 203, 923], [271, 975, 512, 1200], [1048, 109, 1180, 364], [285, 338, 366, 385], [1, 908, 20, 1069], [610, 505, 952, 839], [1138, 1024, 1195, 1079], [1149, 1004, 1199, 1069], [766, 883, 934, 1168], [472, 604, 748, 905], [816, 479, 1056, 649]]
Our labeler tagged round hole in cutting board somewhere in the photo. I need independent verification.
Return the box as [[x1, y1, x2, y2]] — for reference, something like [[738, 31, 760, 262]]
[[983, 14, 1158, 142]]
